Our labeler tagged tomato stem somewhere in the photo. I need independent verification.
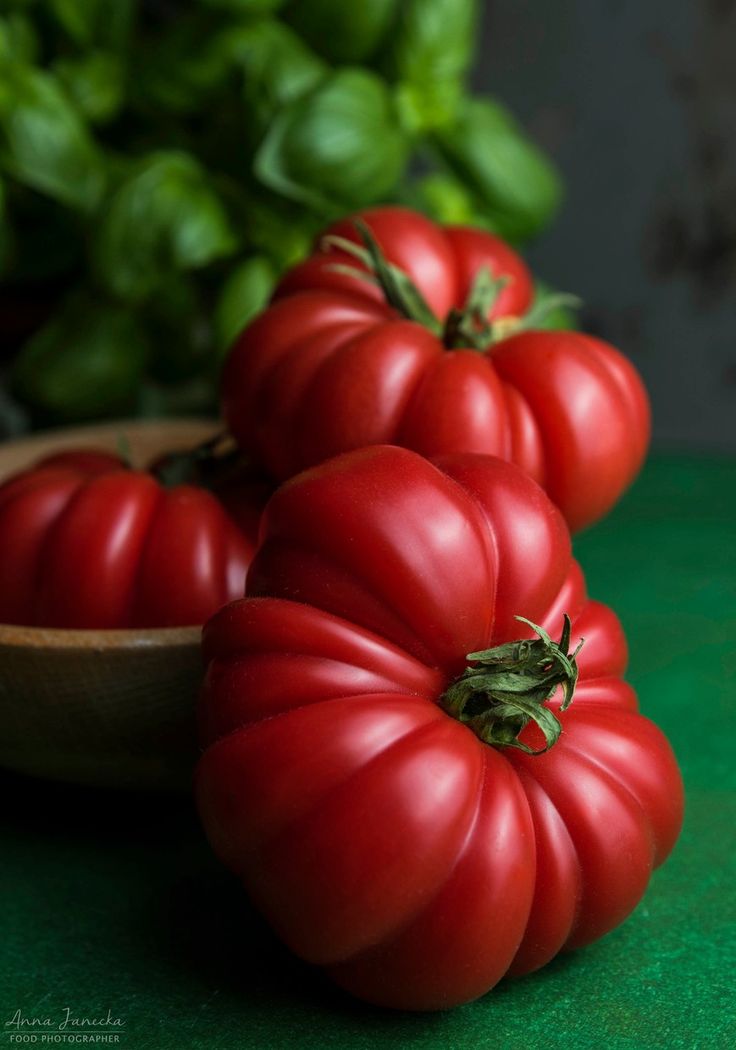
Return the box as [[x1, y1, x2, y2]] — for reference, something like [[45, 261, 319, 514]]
[[442, 266, 509, 351], [322, 220, 442, 335], [439, 615, 583, 754], [151, 431, 238, 489], [321, 221, 580, 353]]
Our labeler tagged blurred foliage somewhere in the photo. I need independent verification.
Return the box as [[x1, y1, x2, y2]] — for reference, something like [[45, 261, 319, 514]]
[[0, 0, 564, 427], [214, 253, 274, 352], [531, 281, 580, 333], [432, 97, 562, 242], [12, 292, 150, 421]]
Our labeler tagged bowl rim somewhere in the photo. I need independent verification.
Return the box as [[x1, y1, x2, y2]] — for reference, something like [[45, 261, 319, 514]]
[[0, 621, 202, 650], [0, 417, 219, 462]]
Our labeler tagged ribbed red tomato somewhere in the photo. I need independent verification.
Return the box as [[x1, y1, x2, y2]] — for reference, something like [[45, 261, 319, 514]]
[[196, 446, 683, 1011], [0, 448, 266, 629], [222, 206, 650, 532]]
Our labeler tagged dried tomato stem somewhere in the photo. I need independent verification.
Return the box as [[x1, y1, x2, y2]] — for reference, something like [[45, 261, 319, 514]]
[[439, 615, 583, 754]]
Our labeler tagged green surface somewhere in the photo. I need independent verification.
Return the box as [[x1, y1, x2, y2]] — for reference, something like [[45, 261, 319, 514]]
[[2, 455, 735, 1050]]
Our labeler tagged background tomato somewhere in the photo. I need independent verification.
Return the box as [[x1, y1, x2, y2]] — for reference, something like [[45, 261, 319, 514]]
[[196, 446, 682, 1010], [222, 206, 649, 532], [0, 447, 267, 629]]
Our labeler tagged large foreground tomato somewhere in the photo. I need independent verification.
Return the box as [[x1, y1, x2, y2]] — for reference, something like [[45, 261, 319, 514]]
[[0, 447, 267, 629], [222, 207, 650, 531], [196, 446, 682, 1011]]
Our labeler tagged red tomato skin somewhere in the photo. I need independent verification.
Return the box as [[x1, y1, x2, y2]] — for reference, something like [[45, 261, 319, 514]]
[[34, 471, 163, 628], [433, 453, 571, 642], [30, 450, 125, 475], [196, 446, 683, 1010], [223, 207, 648, 531], [223, 290, 387, 479], [444, 225, 534, 319], [325, 748, 536, 1010], [247, 447, 500, 670], [0, 469, 83, 625], [0, 450, 261, 629], [490, 331, 651, 531], [309, 206, 460, 318]]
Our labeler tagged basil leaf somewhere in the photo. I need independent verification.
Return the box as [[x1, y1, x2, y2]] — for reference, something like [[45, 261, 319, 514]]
[[215, 255, 275, 352], [48, 0, 100, 45], [133, 14, 235, 115], [413, 172, 477, 225], [283, 0, 396, 64], [386, 0, 476, 130], [197, 0, 286, 12], [433, 96, 562, 243], [53, 51, 124, 124], [13, 296, 150, 422], [138, 18, 323, 126], [47, 0, 134, 51], [0, 63, 105, 211], [531, 281, 580, 332], [0, 13, 38, 64], [93, 152, 237, 301], [225, 19, 326, 142], [255, 68, 409, 213], [234, 186, 316, 269]]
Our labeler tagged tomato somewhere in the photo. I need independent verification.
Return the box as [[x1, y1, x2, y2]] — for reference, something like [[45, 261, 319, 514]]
[[0, 447, 267, 629], [196, 446, 683, 1011], [222, 206, 650, 531]]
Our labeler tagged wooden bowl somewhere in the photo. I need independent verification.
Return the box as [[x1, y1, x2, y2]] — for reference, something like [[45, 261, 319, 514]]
[[0, 419, 221, 791]]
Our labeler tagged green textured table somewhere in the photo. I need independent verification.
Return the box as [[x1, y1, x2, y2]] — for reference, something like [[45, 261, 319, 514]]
[[2, 456, 735, 1050]]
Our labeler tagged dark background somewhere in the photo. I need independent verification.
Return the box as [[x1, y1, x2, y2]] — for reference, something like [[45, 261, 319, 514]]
[[477, 0, 736, 452]]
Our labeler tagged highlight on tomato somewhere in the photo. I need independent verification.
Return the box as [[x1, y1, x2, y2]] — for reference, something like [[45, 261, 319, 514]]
[[196, 445, 683, 1011], [0, 440, 270, 630], [222, 206, 649, 532]]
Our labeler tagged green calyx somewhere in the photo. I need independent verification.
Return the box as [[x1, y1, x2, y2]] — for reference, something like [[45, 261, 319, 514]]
[[439, 615, 584, 755], [322, 219, 443, 336], [151, 431, 237, 490], [321, 220, 580, 351], [442, 265, 510, 350]]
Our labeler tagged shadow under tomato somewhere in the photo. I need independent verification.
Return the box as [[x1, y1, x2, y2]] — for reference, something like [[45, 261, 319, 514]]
[[145, 851, 457, 1037]]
